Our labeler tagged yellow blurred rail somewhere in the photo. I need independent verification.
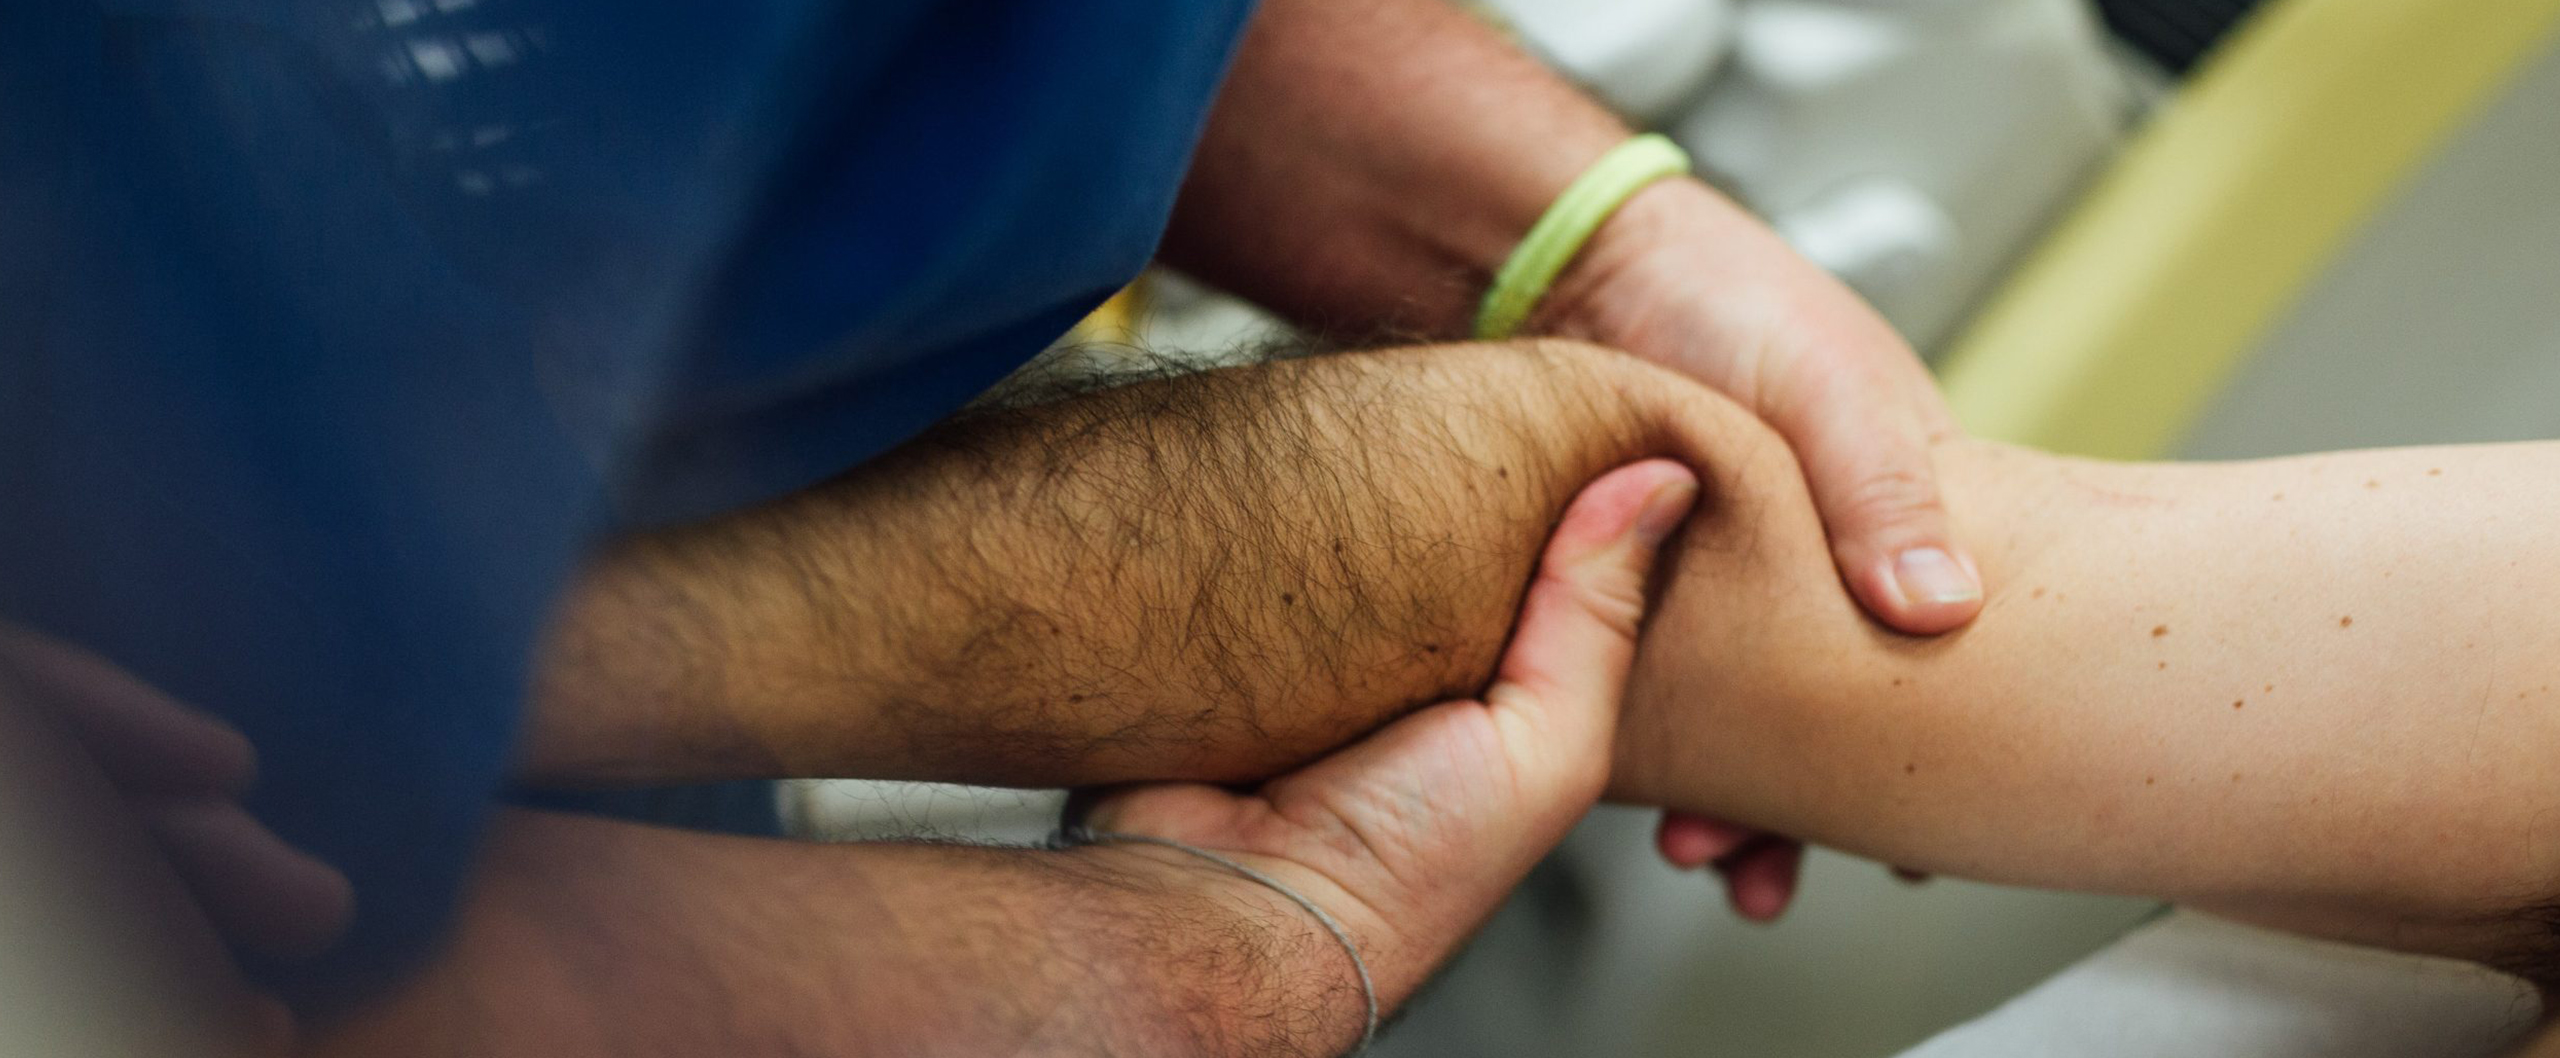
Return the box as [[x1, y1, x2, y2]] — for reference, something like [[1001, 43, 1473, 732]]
[[1938, 0, 2560, 458]]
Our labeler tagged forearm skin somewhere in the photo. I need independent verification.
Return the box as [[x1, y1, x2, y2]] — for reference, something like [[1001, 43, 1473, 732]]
[[1161, 0, 1627, 339], [528, 342, 1720, 790], [308, 811, 1368, 1058], [1614, 403, 2560, 972]]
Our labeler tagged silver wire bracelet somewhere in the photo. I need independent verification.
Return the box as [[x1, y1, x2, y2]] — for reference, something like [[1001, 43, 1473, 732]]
[[1061, 826, 1380, 1053]]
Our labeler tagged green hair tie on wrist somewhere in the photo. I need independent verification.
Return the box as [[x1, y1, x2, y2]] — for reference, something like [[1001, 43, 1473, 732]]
[[1474, 132, 1693, 342]]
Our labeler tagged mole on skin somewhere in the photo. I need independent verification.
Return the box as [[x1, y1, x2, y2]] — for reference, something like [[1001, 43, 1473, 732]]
[[2232, 699, 2244, 710], [2151, 625, 2169, 638], [2340, 616, 2354, 628]]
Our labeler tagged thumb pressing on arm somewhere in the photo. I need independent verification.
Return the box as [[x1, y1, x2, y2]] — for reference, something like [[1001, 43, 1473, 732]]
[[1075, 458, 1698, 1037]]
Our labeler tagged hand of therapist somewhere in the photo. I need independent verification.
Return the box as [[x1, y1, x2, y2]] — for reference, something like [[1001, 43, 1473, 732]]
[[1543, 178, 1981, 635], [1072, 460, 1695, 1033], [1538, 178, 1979, 914]]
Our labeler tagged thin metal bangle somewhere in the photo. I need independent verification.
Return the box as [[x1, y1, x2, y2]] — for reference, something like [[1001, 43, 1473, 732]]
[[1062, 826, 1380, 1053]]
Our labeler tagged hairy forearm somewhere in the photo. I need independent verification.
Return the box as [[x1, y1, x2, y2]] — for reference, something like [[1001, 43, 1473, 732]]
[[1615, 409, 2560, 971], [308, 811, 1367, 1058], [529, 342, 1711, 787]]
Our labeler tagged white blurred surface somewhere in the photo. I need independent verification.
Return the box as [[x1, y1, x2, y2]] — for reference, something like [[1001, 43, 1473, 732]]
[[1894, 913, 2539, 1058], [1474, 0, 1735, 123], [785, 779, 1064, 847], [1672, 0, 2133, 349]]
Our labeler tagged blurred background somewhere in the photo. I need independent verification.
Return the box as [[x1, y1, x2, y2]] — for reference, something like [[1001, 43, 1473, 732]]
[[793, 0, 2560, 1054]]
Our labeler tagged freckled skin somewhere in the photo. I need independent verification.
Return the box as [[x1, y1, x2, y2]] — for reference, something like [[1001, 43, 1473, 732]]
[[1614, 422, 2560, 976]]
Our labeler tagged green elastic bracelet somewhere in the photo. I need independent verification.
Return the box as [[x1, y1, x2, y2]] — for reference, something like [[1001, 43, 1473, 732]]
[[1473, 133, 1692, 341]]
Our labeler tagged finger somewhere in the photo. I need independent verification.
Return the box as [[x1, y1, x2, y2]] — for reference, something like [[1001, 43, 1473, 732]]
[[1717, 838, 1804, 922], [1766, 361, 1983, 636], [147, 800, 355, 962], [1653, 811, 1756, 870], [1072, 781, 1252, 845], [1482, 459, 1699, 794], [0, 628, 257, 798]]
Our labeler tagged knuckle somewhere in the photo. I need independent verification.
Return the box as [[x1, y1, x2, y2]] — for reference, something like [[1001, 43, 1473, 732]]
[[1566, 566, 1649, 641], [1831, 466, 1943, 528]]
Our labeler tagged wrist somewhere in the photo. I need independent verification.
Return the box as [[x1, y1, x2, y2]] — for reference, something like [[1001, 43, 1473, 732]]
[[1527, 178, 1807, 390], [1071, 842, 1380, 1056]]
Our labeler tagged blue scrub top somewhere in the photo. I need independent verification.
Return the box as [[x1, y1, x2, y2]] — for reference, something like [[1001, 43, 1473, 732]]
[[0, 0, 1252, 1010]]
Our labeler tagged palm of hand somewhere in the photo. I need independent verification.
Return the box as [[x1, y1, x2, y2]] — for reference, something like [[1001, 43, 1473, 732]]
[[1077, 458, 1695, 1016]]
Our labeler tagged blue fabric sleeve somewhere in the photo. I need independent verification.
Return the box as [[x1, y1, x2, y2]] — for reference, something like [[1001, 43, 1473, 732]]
[[1, 0, 1250, 1011]]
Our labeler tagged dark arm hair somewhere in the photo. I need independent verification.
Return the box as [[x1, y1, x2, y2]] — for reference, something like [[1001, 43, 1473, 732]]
[[307, 810, 1368, 1057], [526, 339, 1727, 788]]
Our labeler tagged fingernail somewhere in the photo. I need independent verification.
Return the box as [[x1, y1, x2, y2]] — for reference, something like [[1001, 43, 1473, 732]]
[[1893, 547, 1981, 606], [1633, 480, 1699, 546]]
